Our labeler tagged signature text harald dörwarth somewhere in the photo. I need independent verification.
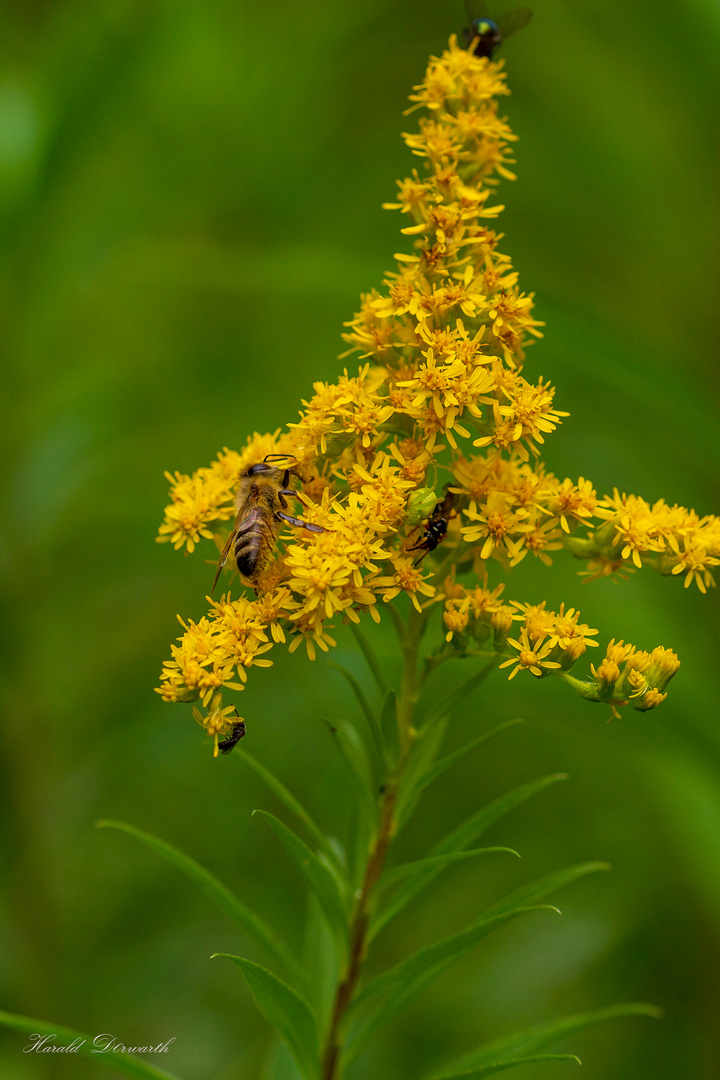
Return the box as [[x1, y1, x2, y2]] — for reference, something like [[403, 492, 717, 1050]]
[[24, 1033, 176, 1054]]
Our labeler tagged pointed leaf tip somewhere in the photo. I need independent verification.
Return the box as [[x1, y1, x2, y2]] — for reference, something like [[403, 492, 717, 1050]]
[[94, 818, 305, 989], [214, 954, 320, 1080]]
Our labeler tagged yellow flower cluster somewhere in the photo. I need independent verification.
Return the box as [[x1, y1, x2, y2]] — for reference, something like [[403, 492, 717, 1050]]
[[156, 36, 714, 738], [566, 490, 720, 592], [158, 595, 278, 705]]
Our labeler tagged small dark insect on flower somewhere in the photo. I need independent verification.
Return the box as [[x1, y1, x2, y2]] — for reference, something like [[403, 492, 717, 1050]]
[[407, 489, 458, 564], [213, 454, 326, 590], [219, 720, 246, 755], [462, 1, 532, 58]]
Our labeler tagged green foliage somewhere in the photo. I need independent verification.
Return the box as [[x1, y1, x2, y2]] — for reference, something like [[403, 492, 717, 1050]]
[[320, 717, 378, 828], [238, 751, 339, 867], [95, 819, 307, 991], [325, 659, 385, 768], [380, 688, 401, 768], [2, 707, 657, 1079], [432, 1004, 662, 1077], [377, 848, 520, 894], [344, 907, 562, 1067], [253, 811, 351, 966], [426, 1055, 582, 1079], [370, 773, 569, 940], [396, 718, 523, 829], [348, 624, 388, 696], [213, 956, 320, 1080]]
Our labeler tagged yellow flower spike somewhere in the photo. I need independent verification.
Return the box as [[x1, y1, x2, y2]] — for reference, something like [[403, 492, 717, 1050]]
[[156, 34, 714, 745]]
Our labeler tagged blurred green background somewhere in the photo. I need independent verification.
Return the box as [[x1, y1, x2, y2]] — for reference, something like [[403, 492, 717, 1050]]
[[1, 0, 719, 1077]]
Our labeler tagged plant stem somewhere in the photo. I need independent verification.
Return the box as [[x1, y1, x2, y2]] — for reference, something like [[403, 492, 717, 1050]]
[[320, 605, 424, 1080], [320, 781, 397, 1080]]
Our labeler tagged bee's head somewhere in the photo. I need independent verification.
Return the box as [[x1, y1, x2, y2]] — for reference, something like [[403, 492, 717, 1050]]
[[246, 462, 274, 477]]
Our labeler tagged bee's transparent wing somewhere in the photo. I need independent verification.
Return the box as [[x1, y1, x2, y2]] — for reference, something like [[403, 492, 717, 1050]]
[[496, 7, 533, 40], [212, 526, 238, 592]]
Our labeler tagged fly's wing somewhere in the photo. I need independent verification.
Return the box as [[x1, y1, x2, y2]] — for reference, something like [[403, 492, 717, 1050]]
[[496, 7, 533, 40], [465, 0, 492, 22]]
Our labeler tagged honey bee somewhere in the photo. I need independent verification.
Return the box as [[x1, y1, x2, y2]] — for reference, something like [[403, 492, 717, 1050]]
[[407, 489, 458, 565], [212, 455, 325, 590]]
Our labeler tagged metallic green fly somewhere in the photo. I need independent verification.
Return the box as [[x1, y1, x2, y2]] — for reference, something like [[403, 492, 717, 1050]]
[[462, 1, 532, 58]]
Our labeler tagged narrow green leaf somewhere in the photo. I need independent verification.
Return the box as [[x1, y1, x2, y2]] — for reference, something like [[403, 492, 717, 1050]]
[[433, 775, 568, 858], [324, 660, 384, 766], [349, 622, 387, 694], [396, 720, 523, 830], [237, 751, 335, 865], [439, 1003, 661, 1073], [378, 847, 519, 894], [344, 907, 558, 1068], [320, 718, 378, 826], [396, 716, 449, 830], [371, 774, 567, 940], [421, 659, 499, 727], [0, 1011, 182, 1080], [96, 820, 305, 991], [254, 811, 350, 963], [380, 689, 400, 766], [481, 861, 609, 923], [427, 1053, 581, 1078], [214, 954, 320, 1080]]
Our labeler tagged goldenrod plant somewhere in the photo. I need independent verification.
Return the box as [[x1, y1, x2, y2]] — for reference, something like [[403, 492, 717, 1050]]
[[2, 26, 715, 1080]]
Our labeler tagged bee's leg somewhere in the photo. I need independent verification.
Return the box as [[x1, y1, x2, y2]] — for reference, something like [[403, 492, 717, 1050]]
[[276, 511, 325, 533]]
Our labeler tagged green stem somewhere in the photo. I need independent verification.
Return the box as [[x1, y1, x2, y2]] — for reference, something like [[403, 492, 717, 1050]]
[[320, 605, 425, 1080], [319, 781, 397, 1080], [397, 604, 425, 755]]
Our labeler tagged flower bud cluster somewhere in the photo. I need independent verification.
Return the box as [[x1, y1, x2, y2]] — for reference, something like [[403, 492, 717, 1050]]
[[570, 640, 681, 715]]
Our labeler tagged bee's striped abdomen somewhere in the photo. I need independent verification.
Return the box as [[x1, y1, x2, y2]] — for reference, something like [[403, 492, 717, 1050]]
[[233, 508, 276, 579]]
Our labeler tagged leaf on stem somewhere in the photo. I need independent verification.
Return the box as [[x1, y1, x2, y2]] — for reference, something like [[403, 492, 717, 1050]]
[[95, 820, 306, 992], [426, 1054, 582, 1078], [349, 622, 387, 695], [371, 774, 568, 939], [320, 718, 378, 826], [0, 1011, 182, 1080], [213, 955, 320, 1080], [380, 689, 401, 767], [420, 660, 499, 729], [344, 906, 559, 1068], [237, 751, 337, 867], [324, 660, 384, 769], [480, 861, 609, 923], [430, 1003, 661, 1075], [396, 715, 449, 827], [253, 810, 350, 965], [377, 847, 519, 894], [396, 719, 523, 830]]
